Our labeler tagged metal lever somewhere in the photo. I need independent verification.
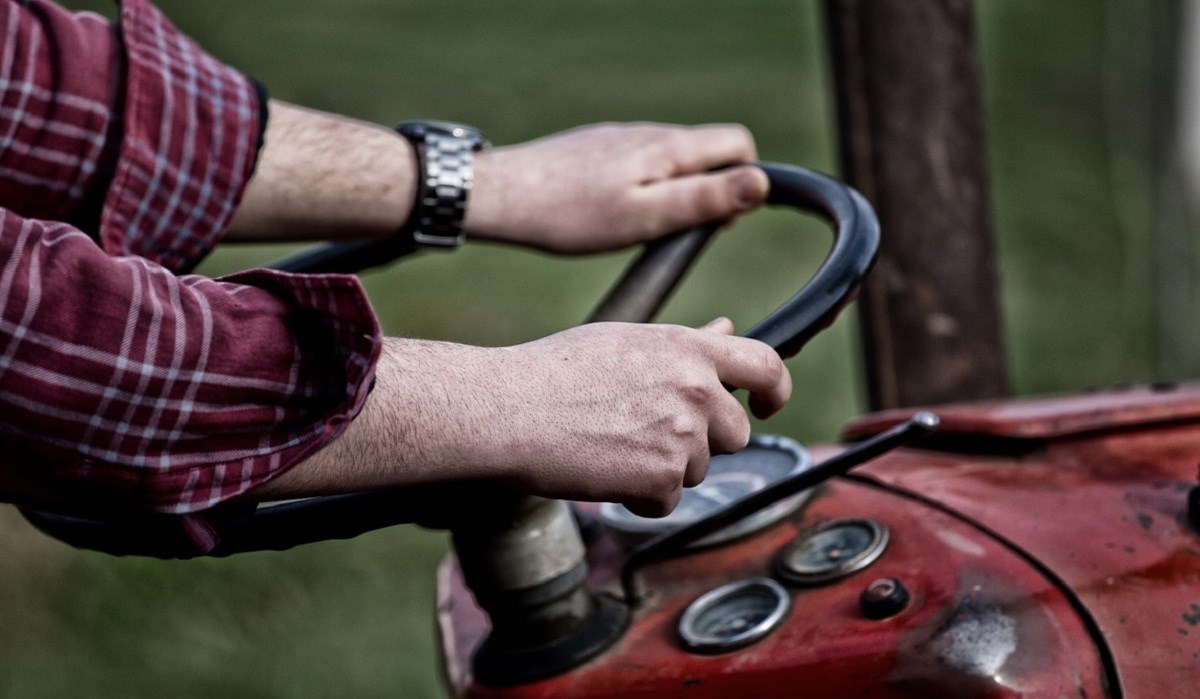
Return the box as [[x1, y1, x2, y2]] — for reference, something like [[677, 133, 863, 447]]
[[619, 411, 940, 605]]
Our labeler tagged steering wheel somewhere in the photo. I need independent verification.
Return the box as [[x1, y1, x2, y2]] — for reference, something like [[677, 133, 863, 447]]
[[21, 162, 880, 558]]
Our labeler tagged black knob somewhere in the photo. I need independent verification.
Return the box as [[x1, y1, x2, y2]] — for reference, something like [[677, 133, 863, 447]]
[[1188, 485, 1200, 533], [860, 577, 910, 620]]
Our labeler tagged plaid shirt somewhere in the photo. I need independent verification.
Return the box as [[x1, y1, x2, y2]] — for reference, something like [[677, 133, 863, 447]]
[[0, 0, 382, 552]]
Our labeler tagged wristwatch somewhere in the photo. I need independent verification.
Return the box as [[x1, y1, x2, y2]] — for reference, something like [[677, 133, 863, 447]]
[[395, 120, 489, 248]]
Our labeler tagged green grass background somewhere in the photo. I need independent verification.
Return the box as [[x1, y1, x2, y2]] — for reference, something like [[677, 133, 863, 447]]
[[0, 1, 1186, 696]]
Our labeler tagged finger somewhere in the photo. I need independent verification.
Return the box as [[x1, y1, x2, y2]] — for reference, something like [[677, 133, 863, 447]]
[[666, 124, 759, 175], [699, 317, 735, 335], [640, 165, 769, 234], [749, 359, 792, 419], [707, 390, 751, 457], [682, 430, 719, 488], [699, 333, 792, 417], [624, 482, 684, 519]]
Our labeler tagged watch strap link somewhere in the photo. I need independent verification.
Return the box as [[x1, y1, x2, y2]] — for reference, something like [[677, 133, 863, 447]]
[[412, 133, 475, 247], [397, 121, 487, 249]]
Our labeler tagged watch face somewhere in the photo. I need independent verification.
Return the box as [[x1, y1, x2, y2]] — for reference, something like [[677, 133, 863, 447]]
[[398, 120, 484, 144]]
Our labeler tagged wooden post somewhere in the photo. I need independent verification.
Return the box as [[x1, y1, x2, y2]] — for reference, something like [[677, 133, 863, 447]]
[[825, 0, 1009, 409]]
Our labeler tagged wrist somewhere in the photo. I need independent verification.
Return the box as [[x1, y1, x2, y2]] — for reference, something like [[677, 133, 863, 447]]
[[462, 148, 513, 243], [379, 338, 518, 480]]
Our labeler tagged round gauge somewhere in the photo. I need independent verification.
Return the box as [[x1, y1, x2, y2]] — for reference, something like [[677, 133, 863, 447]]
[[679, 578, 790, 654], [775, 518, 889, 585], [600, 435, 812, 548]]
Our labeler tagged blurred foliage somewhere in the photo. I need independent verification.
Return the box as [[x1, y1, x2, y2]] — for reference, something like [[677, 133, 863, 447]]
[[0, 0, 1180, 697]]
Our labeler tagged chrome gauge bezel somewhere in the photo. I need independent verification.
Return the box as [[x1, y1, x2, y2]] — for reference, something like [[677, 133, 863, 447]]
[[678, 577, 791, 654], [600, 435, 812, 548], [775, 517, 890, 586]]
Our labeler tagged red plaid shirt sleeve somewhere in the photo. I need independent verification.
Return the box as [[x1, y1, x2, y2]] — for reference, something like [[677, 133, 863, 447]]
[[0, 0, 383, 552]]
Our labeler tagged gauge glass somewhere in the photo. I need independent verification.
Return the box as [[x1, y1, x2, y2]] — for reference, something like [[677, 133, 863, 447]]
[[679, 578, 790, 653], [776, 518, 889, 585], [600, 435, 812, 547]]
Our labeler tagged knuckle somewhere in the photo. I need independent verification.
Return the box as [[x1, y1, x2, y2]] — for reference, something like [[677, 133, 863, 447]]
[[732, 415, 752, 451], [629, 120, 665, 135], [661, 323, 695, 347], [730, 123, 755, 150], [594, 122, 624, 138], [676, 371, 713, 404], [637, 488, 681, 519], [634, 123, 670, 148], [752, 343, 784, 380], [690, 181, 729, 221], [627, 497, 666, 519], [712, 409, 750, 455], [649, 147, 682, 180], [684, 454, 711, 488], [663, 485, 683, 510], [713, 123, 756, 160], [646, 461, 684, 498], [645, 129, 692, 174], [667, 411, 705, 442], [666, 128, 694, 155]]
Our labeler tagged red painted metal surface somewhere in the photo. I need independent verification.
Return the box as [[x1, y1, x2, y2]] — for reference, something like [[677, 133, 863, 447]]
[[842, 382, 1200, 441], [438, 385, 1200, 697], [440, 486, 1105, 697], [847, 385, 1200, 697]]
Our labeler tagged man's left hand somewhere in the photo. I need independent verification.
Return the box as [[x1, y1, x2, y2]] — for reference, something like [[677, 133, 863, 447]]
[[465, 122, 769, 254]]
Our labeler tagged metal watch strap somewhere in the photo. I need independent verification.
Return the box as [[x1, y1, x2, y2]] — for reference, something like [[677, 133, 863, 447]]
[[397, 121, 487, 248]]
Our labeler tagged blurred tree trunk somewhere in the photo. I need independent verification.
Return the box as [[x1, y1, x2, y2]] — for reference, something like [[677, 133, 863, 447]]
[[1164, 0, 1198, 378], [824, 0, 1009, 409]]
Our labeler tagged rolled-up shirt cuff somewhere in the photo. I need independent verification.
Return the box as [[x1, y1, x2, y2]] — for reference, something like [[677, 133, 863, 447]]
[[100, 0, 262, 274]]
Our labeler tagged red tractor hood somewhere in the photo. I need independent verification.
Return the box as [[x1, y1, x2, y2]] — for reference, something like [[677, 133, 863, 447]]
[[440, 385, 1200, 698], [845, 383, 1200, 697]]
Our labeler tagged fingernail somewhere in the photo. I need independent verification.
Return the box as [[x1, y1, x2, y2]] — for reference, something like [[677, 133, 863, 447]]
[[703, 317, 728, 329], [734, 170, 765, 208]]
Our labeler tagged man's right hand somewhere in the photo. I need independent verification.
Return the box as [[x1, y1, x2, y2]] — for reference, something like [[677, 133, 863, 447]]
[[464, 318, 792, 517], [254, 319, 792, 518]]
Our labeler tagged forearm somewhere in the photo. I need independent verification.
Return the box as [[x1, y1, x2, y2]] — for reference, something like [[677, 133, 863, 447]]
[[226, 101, 419, 242], [249, 321, 791, 518], [225, 100, 514, 245], [250, 337, 507, 499]]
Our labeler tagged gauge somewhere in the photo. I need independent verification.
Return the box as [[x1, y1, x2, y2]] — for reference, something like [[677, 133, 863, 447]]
[[775, 518, 889, 585], [679, 578, 790, 653], [600, 435, 812, 548]]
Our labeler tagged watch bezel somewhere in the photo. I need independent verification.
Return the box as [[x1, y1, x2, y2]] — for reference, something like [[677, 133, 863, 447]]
[[398, 120, 486, 144]]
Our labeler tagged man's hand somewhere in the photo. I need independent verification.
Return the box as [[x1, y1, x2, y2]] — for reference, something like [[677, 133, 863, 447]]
[[232, 105, 786, 516], [463, 318, 790, 516], [254, 319, 792, 518], [467, 123, 769, 254], [228, 106, 769, 254]]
